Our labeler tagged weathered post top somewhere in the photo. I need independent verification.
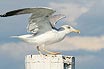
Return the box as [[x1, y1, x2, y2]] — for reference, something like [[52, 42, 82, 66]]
[[25, 55, 75, 69]]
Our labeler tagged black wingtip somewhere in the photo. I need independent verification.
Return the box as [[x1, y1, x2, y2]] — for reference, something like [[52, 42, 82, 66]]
[[0, 15, 3, 17], [0, 14, 7, 17]]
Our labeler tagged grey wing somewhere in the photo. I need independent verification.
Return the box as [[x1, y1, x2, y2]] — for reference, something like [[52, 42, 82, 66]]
[[0, 7, 55, 35], [26, 8, 56, 34], [50, 14, 66, 27], [27, 16, 53, 35], [0, 8, 55, 17]]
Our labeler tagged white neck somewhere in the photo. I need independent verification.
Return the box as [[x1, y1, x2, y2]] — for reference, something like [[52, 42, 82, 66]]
[[58, 29, 71, 36]]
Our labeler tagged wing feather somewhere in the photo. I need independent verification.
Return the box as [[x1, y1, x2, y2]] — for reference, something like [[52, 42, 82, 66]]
[[50, 14, 66, 27], [0, 8, 55, 35], [0, 8, 55, 17]]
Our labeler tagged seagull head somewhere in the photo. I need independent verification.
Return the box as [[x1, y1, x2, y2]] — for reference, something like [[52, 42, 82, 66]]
[[61, 25, 80, 34]]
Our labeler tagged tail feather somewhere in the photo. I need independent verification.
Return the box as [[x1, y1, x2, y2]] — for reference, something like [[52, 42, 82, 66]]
[[10, 36, 19, 38]]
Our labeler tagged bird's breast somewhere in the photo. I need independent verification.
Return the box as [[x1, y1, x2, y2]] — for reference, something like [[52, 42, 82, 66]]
[[33, 31, 66, 45], [20, 31, 66, 46]]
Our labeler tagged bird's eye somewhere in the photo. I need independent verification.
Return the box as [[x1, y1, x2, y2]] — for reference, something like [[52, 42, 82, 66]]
[[67, 26, 70, 29]]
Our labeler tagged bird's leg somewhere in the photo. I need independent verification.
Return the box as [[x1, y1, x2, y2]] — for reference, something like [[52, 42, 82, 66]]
[[36, 46, 43, 55], [42, 45, 61, 55], [44, 49, 61, 55]]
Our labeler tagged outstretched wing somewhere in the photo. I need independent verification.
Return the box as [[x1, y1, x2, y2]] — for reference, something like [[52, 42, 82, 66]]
[[0, 8, 56, 35], [50, 14, 66, 27], [26, 8, 56, 34], [27, 14, 53, 34], [0, 8, 37, 17]]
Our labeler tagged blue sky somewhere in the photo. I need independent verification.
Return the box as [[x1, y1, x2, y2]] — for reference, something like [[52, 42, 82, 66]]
[[0, 0, 104, 69]]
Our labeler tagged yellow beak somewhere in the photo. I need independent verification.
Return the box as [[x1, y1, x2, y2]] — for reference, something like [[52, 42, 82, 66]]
[[73, 30, 80, 34]]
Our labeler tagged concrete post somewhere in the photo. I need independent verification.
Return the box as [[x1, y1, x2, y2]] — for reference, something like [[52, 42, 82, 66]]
[[25, 55, 75, 69]]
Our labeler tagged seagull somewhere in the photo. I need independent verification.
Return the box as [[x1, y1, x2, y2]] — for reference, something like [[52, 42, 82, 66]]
[[0, 7, 80, 55]]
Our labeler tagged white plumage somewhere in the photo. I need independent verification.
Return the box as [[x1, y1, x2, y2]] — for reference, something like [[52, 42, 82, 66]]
[[0, 7, 80, 55]]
